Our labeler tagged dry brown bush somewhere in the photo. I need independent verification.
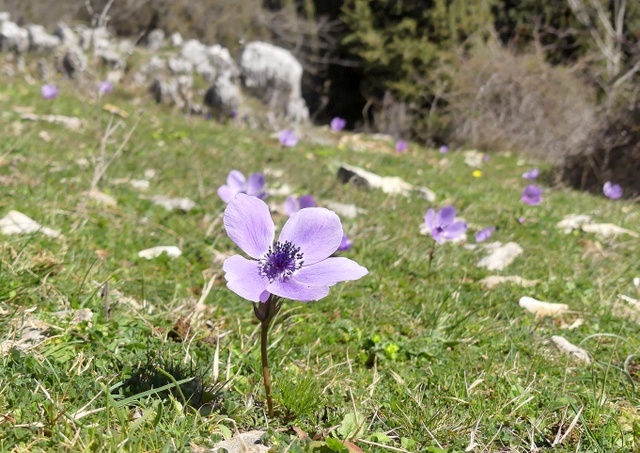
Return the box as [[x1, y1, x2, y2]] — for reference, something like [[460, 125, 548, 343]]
[[559, 100, 640, 200], [444, 42, 598, 162]]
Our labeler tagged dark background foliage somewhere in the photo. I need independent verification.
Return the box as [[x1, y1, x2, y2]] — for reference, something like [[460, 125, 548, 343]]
[[1, 0, 639, 193]]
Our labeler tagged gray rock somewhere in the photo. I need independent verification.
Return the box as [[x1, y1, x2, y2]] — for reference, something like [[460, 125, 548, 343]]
[[180, 39, 216, 82], [239, 41, 308, 123], [210, 430, 269, 453], [150, 75, 193, 109], [168, 57, 193, 74], [204, 74, 241, 121], [0, 21, 29, 54], [95, 47, 125, 69], [54, 21, 78, 46], [206, 44, 239, 80], [62, 46, 87, 78], [142, 56, 166, 74], [146, 29, 164, 51], [27, 24, 61, 52], [169, 32, 183, 47], [118, 39, 134, 55], [0, 12, 10, 22]]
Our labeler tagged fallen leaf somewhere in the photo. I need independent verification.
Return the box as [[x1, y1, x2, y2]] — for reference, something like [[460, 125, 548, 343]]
[[556, 214, 592, 233], [581, 223, 638, 238]]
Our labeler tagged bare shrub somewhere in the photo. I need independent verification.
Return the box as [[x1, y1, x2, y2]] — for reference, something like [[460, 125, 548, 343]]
[[444, 42, 598, 161], [559, 101, 640, 199]]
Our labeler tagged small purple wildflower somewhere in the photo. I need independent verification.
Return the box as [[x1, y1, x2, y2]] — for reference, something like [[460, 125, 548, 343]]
[[279, 130, 299, 147], [521, 185, 543, 205], [283, 195, 316, 217], [98, 80, 113, 94], [475, 227, 496, 243], [424, 206, 468, 244], [337, 234, 353, 251], [518, 217, 526, 224], [41, 84, 58, 100], [330, 117, 346, 132], [395, 140, 408, 153], [218, 170, 266, 203], [223, 194, 368, 302], [483, 154, 491, 162], [439, 145, 449, 154], [522, 168, 540, 180], [603, 181, 622, 199]]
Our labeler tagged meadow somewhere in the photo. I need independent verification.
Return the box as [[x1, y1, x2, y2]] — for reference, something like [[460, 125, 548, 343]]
[[0, 75, 639, 452]]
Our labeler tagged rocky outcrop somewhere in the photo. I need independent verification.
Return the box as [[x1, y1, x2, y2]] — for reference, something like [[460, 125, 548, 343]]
[[204, 74, 241, 121], [1, 20, 29, 54], [239, 41, 308, 123]]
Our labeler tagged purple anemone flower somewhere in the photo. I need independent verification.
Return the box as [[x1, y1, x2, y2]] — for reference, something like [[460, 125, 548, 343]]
[[279, 129, 299, 147], [218, 170, 266, 203], [521, 185, 543, 205], [475, 226, 496, 243], [395, 140, 408, 153], [522, 168, 540, 180], [330, 117, 346, 132], [439, 145, 449, 154], [483, 154, 491, 162], [603, 181, 622, 199], [424, 206, 468, 244], [283, 195, 316, 217], [222, 194, 368, 302], [41, 84, 58, 100], [337, 233, 353, 251], [98, 80, 113, 94]]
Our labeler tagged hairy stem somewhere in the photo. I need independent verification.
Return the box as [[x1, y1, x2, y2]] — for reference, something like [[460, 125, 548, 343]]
[[260, 317, 273, 417], [254, 296, 281, 417]]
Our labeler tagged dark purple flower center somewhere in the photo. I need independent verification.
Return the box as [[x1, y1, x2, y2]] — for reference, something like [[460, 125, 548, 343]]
[[259, 241, 304, 282]]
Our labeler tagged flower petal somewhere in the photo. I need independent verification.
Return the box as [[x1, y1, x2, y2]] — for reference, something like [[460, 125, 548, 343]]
[[223, 255, 269, 302], [246, 172, 265, 197], [424, 209, 436, 230], [442, 221, 467, 240], [436, 206, 456, 227], [227, 170, 246, 190], [295, 257, 368, 287], [267, 277, 330, 302], [278, 207, 342, 265], [217, 185, 237, 203], [283, 196, 298, 217], [298, 195, 316, 209], [224, 193, 275, 259]]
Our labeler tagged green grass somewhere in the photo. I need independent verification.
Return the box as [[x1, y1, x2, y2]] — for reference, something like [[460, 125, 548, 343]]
[[0, 74, 639, 452]]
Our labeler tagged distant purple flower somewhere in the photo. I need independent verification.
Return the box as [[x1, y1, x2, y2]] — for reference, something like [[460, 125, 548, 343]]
[[41, 84, 58, 100], [279, 130, 299, 147], [521, 185, 543, 205], [475, 227, 496, 243], [283, 195, 316, 217], [603, 181, 622, 199], [518, 217, 526, 224], [218, 170, 266, 203], [439, 145, 449, 154], [98, 80, 113, 94], [395, 140, 408, 153], [337, 234, 353, 251], [483, 154, 491, 162], [424, 206, 468, 244], [522, 168, 540, 180], [223, 194, 368, 302], [330, 117, 346, 132]]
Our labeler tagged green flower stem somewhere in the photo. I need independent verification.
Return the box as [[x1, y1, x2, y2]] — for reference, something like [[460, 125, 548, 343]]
[[254, 295, 282, 417]]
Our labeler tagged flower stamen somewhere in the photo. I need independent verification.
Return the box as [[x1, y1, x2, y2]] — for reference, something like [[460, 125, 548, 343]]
[[259, 241, 304, 282]]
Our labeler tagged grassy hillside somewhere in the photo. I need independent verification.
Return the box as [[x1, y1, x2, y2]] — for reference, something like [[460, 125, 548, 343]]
[[0, 75, 639, 452]]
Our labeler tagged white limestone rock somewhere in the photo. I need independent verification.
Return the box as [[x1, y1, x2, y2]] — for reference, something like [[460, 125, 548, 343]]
[[0, 210, 61, 238], [138, 246, 181, 260], [551, 336, 591, 365], [519, 296, 569, 317], [477, 242, 523, 271], [27, 24, 60, 52]]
